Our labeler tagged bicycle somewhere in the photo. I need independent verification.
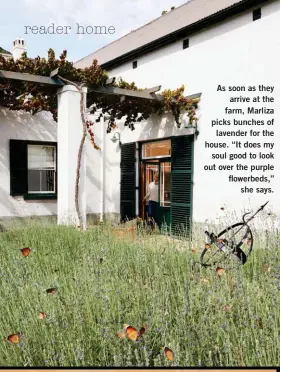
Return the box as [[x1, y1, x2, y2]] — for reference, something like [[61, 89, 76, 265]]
[[200, 201, 269, 269]]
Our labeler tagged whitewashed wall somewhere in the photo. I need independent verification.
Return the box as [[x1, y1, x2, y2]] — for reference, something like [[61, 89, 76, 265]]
[[100, 0, 280, 222]]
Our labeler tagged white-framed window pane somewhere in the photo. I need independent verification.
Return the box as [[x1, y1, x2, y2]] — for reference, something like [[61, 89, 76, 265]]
[[142, 139, 171, 159], [28, 145, 55, 169], [27, 145, 56, 193]]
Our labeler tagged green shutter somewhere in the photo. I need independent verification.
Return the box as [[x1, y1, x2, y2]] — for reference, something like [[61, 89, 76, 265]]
[[9, 139, 28, 196], [120, 142, 136, 222], [171, 135, 194, 236]]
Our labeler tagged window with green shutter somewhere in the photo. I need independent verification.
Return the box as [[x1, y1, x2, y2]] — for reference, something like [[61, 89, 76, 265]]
[[120, 142, 136, 222], [171, 135, 194, 236], [9, 139, 57, 200]]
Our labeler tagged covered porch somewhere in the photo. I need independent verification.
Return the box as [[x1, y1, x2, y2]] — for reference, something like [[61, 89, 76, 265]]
[[0, 68, 201, 231]]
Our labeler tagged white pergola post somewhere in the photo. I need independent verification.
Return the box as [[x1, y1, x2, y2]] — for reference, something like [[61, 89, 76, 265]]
[[57, 85, 87, 229]]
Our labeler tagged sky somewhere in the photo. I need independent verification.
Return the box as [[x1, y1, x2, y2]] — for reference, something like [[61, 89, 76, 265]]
[[0, 0, 188, 63]]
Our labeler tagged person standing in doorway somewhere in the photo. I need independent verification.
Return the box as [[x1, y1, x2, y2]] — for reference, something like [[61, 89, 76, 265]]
[[143, 172, 159, 229]]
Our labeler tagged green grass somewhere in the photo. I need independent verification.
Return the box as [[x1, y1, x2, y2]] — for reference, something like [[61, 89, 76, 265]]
[[0, 219, 279, 367]]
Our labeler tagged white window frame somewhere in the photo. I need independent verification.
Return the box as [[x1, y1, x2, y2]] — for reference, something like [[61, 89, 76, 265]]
[[27, 145, 56, 194]]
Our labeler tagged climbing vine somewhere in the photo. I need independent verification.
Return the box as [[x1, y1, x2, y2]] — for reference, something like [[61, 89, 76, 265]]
[[0, 49, 200, 135]]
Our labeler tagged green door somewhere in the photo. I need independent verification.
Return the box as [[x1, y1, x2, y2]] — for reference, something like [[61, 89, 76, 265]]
[[138, 136, 194, 237], [171, 135, 194, 237]]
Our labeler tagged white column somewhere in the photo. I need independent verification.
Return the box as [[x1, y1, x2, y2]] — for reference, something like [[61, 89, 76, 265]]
[[57, 85, 87, 229], [98, 112, 105, 222]]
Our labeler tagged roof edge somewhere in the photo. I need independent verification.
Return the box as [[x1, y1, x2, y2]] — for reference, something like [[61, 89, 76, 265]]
[[0, 47, 12, 55], [74, 0, 193, 66], [99, 0, 269, 71]]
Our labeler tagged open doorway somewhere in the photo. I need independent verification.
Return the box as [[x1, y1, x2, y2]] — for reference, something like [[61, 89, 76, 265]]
[[140, 139, 171, 232], [121, 135, 194, 236]]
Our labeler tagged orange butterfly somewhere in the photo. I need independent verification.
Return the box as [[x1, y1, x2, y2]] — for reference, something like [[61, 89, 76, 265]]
[[46, 288, 56, 294], [20, 247, 31, 257], [223, 305, 232, 311], [39, 312, 47, 319], [205, 243, 211, 249], [117, 324, 147, 341], [117, 325, 137, 341], [162, 346, 174, 361], [4, 333, 22, 344], [125, 325, 138, 341], [216, 267, 225, 276], [191, 249, 197, 253]]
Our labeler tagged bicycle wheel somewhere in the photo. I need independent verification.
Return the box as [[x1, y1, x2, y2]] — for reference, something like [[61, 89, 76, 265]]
[[200, 222, 253, 268]]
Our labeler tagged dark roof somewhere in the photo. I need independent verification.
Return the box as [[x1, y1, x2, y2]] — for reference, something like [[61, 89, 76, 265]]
[[74, 0, 269, 70], [0, 47, 11, 55]]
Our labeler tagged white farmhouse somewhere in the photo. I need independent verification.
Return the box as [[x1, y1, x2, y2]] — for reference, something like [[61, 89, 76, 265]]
[[0, 0, 280, 232]]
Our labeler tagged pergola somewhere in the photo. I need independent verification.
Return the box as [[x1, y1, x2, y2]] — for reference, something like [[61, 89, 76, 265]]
[[0, 68, 201, 228]]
